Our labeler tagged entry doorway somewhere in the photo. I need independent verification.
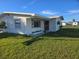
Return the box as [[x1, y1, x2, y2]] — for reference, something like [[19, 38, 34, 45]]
[[44, 21, 49, 32]]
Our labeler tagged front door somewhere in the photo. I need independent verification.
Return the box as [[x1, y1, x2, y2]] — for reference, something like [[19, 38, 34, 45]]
[[44, 21, 49, 32]]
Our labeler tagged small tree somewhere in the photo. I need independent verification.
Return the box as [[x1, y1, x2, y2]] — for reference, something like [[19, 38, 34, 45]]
[[73, 19, 76, 22], [0, 21, 6, 29]]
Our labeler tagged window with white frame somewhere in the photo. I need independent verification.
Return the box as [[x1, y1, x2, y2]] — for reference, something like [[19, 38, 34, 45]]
[[32, 19, 41, 28], [15, 19, 21, 29]]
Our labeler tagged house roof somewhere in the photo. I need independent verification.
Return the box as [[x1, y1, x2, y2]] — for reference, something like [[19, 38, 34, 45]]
[[49, 16, 60, 18], [1, 12, 36, 16], [0, 12, 50, 20], [0, 12, 64, 21], [49, 16, 64, 20]]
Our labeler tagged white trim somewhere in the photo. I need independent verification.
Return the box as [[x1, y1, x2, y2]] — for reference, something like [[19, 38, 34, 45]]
[[2, 12, 35, 16], [49, 16, 60, 18]]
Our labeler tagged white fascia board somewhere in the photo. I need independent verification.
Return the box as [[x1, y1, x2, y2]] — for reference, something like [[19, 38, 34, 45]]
[[2, 12, 35, 16]]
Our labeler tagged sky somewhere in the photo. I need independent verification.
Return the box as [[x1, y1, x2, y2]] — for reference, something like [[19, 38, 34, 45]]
[[0, 0, 79, 22]]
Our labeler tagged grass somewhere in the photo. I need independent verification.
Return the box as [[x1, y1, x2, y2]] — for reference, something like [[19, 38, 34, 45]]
[[0, 26, 79, 59]]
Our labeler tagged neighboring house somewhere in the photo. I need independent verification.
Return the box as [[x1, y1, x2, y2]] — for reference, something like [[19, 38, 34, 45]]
[[61, 22, 66, 26], [67, 21, 79, 26], [0, 12, 64, 35], [72, 21, 78, 26]]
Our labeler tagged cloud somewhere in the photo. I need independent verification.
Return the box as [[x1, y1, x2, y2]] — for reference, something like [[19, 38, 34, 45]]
[[28, 0, 37, 5], [67, 9, 79, 14], [41, 10, 58, 15], [22, 6, 27, 9], [22, 0, 38, 9]]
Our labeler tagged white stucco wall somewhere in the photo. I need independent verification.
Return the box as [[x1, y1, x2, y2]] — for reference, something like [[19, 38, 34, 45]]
[[13, 16, 28, 34], [2, 15, 26, 34], [56, 19, 61, 31], [2, 15, 16, 33], [1, 15, 30, 35], [49, 20, 56, 32], [49, 18, 61, 32]]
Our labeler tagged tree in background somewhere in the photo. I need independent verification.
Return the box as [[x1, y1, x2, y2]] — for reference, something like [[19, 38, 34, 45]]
[[73, 19, 76, 22]]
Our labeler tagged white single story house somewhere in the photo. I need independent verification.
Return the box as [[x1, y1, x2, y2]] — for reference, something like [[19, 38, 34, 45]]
[[0, 12, 64, 35], [72, 21, 78, 26]]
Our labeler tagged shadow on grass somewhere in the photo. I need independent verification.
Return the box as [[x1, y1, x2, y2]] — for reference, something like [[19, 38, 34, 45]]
[[1, 28, 79, 46], [23, 37, 43, 46], [22, 28, 79, 46], [44, 28, 79, 38]]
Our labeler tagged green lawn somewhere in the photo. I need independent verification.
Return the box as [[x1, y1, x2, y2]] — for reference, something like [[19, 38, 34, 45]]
[[0, 26, 79, 59]]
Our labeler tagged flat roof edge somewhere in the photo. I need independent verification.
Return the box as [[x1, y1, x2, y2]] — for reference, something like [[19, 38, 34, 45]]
[[2, 12, 36, 16]]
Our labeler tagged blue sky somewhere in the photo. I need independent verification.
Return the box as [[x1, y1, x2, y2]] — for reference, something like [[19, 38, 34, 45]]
[[0, 0, 79, 21]]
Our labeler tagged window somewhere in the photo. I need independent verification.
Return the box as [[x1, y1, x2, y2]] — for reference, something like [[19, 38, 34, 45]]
[[15, 19, 21, 29], [32, 19, 41, 28], [57, 21, 60, 25]]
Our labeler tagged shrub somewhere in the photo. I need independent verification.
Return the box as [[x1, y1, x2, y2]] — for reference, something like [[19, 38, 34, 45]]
[[0, 21, 6, 28]]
